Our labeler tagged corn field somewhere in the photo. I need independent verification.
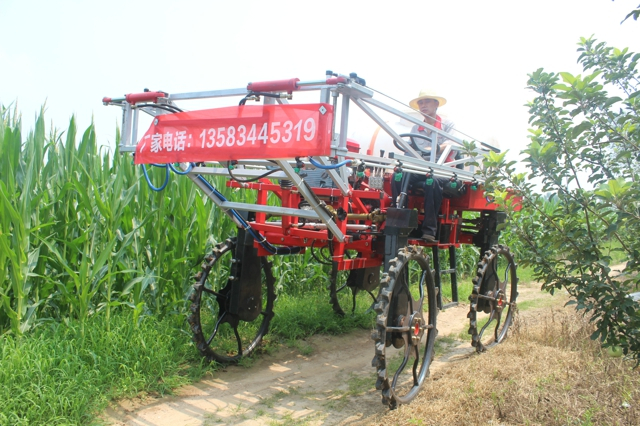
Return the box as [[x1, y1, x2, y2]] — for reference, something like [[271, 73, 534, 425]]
[[0, 105, 239, 334]]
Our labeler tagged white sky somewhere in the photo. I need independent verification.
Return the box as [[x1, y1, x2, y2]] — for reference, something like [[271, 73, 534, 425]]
[[1, 0, 639, 163]]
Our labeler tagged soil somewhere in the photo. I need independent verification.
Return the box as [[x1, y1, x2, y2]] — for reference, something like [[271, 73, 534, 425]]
[[104, 283, 563, 426]]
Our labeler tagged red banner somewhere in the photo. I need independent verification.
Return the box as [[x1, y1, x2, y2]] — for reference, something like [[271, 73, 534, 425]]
[[134, 104, 334, 164]]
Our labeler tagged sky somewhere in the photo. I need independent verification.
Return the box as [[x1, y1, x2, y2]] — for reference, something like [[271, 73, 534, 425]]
[[1, 0, 639, 164]]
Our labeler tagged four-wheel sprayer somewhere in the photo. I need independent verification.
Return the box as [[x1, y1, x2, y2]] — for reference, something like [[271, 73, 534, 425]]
[[103, 71, 520, 409]]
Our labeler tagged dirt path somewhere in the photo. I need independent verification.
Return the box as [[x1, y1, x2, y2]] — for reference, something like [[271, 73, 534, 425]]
[[104, 284, 557, 426]]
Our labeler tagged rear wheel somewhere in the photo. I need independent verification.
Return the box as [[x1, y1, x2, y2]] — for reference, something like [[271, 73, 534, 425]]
[[468, 244, 518, 352], [329, 258, 378, 316]]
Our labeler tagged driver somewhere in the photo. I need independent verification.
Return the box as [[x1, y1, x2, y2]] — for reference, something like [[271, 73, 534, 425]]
[[392, 89, 454, 243], [408, 89, 456, 161]]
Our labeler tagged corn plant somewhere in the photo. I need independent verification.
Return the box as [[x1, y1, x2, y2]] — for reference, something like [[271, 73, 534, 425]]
[[0, 107, 50, 334]]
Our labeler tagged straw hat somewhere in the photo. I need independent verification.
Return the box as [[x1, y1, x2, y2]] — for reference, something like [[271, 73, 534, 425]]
[[409, 89, 447, 109]]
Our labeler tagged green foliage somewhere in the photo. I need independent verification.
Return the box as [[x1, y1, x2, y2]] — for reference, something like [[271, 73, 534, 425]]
[[621, 4, 640, 23], [482, 37, 640, 363]]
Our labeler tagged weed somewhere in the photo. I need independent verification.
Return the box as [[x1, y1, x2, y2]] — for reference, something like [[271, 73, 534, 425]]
[[237, 355, 257, 368], [259, 386, 300, 409], [229, 402, 249, 420], [203, 412, 225, 425], [267, 410, 323, 426], [347, 372, 374, 396], [287, 339, 313, 356], [434, 335, 460, 356]]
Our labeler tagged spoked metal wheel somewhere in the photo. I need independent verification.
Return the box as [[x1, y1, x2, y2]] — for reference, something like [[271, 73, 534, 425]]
[[329, 258, 378, 316], [371, 246, 438, 408], [468, 244, 518, 353], [188, 237, 276, 363]]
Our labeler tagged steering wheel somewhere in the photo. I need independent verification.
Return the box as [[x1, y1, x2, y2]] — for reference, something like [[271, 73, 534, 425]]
[[394, 133, 435, 158]]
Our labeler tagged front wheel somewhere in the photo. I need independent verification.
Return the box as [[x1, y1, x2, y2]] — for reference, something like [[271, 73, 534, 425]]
[[371, 246, 438, 408], [187, 237, 276, 363]]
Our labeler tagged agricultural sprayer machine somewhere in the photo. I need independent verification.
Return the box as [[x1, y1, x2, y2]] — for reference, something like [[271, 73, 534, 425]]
[[103, 71, 519, 408]]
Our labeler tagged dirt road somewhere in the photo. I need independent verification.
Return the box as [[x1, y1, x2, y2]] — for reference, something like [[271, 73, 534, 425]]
[[105, 285, 553, 426]]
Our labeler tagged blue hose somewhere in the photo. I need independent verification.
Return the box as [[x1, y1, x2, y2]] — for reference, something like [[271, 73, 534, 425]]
[[308, 157, 352, 169], [194, 175, 302, 255], [142, 162, 195, 191], [169, 163, 194, 175], [141, 162, 304, 255], [141, 164, 170, 191]]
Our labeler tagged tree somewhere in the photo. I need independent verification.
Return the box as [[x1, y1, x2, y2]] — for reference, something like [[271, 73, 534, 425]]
[[480, 36, 640, 362], [621, 3, 640, 23]]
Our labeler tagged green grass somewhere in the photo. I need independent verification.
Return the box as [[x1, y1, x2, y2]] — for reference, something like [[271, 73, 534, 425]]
[[517, 296, 564, 311], [517, 266, 537, 285], [439, 277, 474, 304], [0, 310, 207, 425], [268, 291, 375, 341], [0, 287, 375, 424]]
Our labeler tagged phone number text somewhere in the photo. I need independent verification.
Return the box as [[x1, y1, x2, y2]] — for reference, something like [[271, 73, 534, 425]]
[[147, 118, 318, 153]]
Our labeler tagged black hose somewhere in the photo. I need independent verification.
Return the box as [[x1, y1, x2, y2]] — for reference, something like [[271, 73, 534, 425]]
[[137, 103, 183, 114], [227, 162, 281, 183]]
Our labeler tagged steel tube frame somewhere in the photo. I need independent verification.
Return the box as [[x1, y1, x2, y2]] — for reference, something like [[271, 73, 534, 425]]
[[111, 73, 494, 242]]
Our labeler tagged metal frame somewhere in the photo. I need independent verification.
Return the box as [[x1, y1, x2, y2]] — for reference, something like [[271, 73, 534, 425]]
[[104, 72, 498, 238]]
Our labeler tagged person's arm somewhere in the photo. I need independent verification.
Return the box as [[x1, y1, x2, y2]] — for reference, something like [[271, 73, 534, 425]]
[[437, 119, 457, 150], [443, 120, 455, 134]]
